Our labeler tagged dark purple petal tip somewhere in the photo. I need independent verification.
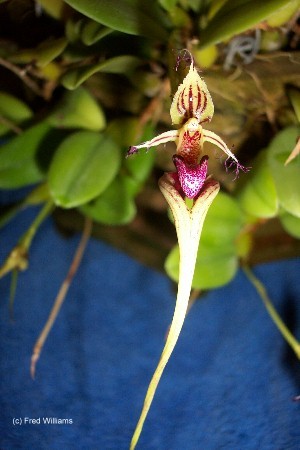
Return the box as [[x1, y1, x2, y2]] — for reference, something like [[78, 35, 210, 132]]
[[126, 146, 139, 158]]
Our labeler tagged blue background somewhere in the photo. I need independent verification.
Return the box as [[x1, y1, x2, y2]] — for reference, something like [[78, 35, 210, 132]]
[[0, 194, 300, 449]]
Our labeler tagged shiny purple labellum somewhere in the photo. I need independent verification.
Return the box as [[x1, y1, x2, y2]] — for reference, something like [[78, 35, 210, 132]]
[[173, 155, 208, 199]]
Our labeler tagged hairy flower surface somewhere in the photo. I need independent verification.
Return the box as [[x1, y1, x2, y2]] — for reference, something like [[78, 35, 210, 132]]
[[128, 56, 249, 198]]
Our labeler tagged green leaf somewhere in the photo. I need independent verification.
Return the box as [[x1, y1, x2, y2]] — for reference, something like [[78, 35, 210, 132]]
[[201, 191, 244, 246], [80, 20, 113, 45], [193, 245, 238, 289], [0, 122, 50, 188], [165, 243, 238, 289], [125, 146, 156, 184], [280, 210, 300, 239], [0, 91, 32, 121], [107, 117, 151, 148], [268, 126, 300, 217], [266, 0, 300, 27], [10, 37, 67, 67], [64, 0, 170, 40], [47, 87, 106, 130], [158, 0, 178, 11], [199, 0, 293, 48], [0, 91, 33, 136], [61, 55, 142, 90], [48, 131, 121, 208], [80, 175, 136, 225], [186, 0, 203, 12], [107, 117, 156, 184], [237, 150, 278, 218], [37, 0, 65, 19], [165, 191, 242, 289]]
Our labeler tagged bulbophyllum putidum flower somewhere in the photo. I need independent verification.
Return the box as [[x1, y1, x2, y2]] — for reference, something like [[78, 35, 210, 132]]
[[127, 51, 249, 450]]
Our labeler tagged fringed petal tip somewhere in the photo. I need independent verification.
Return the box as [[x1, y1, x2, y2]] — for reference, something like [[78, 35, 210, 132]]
[[225, 157, 251, 179], [126, 146, 138, 158]]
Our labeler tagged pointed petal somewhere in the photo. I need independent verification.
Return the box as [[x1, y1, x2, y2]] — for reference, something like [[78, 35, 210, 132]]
[[130, 175, 219, 449], [127, 130, 179, 157], [170, 61, 214, 125]]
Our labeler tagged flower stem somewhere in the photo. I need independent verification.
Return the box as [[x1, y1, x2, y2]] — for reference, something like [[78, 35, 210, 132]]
[[242, 263, 300, 359]]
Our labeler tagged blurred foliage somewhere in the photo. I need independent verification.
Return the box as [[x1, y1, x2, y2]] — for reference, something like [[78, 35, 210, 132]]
[[0, 0, 300, 291]]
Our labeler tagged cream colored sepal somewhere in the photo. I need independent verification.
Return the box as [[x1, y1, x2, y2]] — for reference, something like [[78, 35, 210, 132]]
[[130, 175, 220, 450]]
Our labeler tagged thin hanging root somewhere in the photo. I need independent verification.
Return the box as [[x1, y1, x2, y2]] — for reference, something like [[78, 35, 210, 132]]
[[9, 269, 19, 321], [130, 175, 219, 450], [30, 217, 93, 378], [242, 263, 300, 359]]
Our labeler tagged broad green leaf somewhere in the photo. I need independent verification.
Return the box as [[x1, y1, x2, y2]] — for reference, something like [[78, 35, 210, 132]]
[[0, 91, 32, 122], [0, 122, 50, 188], [199, 0, 293, 48], [158, 0, 178, 11], [165, 191, 241, 289], [201, 191, 244, 247], [266, 0, 300, 27], [61, 55, 141, 90], [186, 0, 203, 12], [207, 0, 228, 20], [193, 244, 238, 289], [80, 20, 113, 45], [125, 147, 155, 184], [193, 45, 218, 69], [48, 131, 121, 208], [65, 17, 113, 45], [37, 0, 65, 19], [128, 69, 162, 97], [107, 117, 156, 184], [80, 176, 136, 225], [0, 92, 33, 136], [268, 126, 300, 217], [238, 150, 278, 218], [165, 243, 238, 289], [64, 0, 170, 40], [280, 210, 300, 239], [107, 117, 152, 148], [47, 87, 106, 130]]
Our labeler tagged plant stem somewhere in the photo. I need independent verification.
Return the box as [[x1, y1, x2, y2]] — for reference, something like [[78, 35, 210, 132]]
[[0, 57, 45, 98], [21, 200, 54, 249], [9, 269, 18, 321], [242, 263, 300, 359]]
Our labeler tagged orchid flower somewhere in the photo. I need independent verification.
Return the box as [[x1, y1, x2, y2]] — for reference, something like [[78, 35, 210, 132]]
[[127, 51, 249, 449]]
